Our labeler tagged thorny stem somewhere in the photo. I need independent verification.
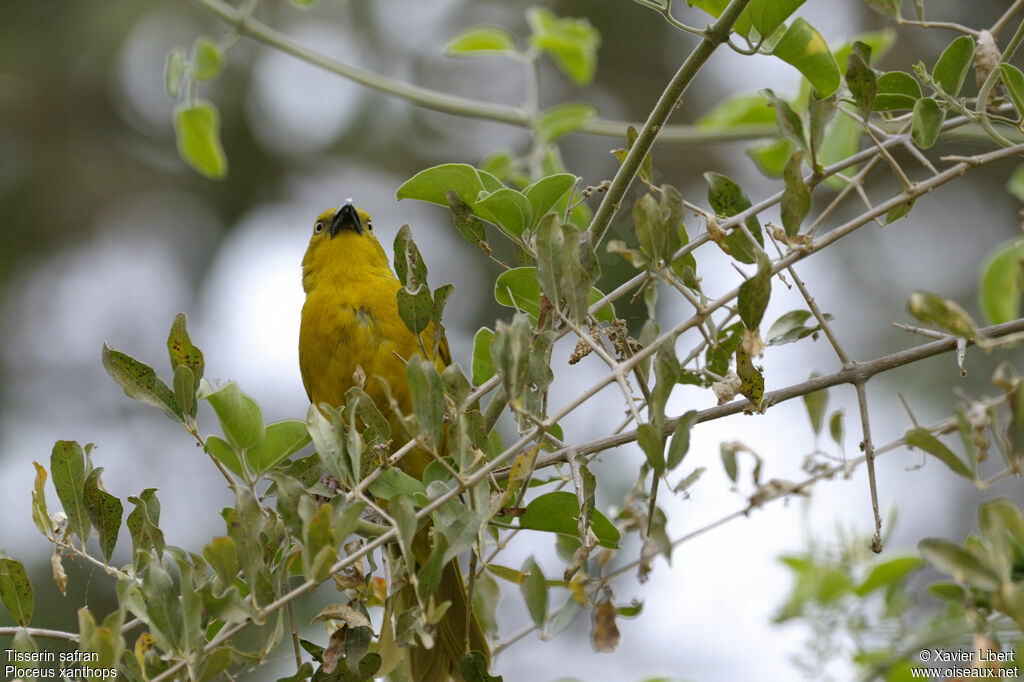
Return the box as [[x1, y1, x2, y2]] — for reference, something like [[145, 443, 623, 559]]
[[596, 393, 1011, 587], [528, 316, 1024, 472], [854, 381, 883, 553]]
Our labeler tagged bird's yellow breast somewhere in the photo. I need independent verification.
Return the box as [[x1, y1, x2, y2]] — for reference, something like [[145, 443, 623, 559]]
[[298, 205, 445, 477], [299, 266, 418, 415]]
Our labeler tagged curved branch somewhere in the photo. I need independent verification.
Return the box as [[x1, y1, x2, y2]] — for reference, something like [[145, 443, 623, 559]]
[[190, 0, 776, 145]]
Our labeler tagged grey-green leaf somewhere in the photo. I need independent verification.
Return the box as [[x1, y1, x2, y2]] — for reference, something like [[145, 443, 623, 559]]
[[102, 344, 182, 422], [905, 427, 973, 479], [911, 97, 945, 149], [933, 35, 975, 96]]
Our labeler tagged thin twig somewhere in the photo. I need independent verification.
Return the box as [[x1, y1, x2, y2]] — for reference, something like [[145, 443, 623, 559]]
[[854, 381, 883, 553]]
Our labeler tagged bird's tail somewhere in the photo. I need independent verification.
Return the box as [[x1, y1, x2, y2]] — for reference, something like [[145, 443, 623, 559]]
[[406, 557, 490, 681], [379, 534, 490, 682]]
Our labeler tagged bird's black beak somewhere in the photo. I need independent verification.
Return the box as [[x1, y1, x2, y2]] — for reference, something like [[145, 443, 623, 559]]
[[329, 202, 363, 237]]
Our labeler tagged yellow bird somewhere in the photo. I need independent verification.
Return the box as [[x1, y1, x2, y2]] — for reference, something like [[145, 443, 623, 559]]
[[299, 201, 489, 681]]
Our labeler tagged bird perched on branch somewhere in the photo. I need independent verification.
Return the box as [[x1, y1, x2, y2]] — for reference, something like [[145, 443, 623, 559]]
[[298, 201, 489, 681]]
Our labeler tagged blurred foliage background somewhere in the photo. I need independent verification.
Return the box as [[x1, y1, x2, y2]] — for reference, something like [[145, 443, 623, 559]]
[[2, 0, 1023, 679]]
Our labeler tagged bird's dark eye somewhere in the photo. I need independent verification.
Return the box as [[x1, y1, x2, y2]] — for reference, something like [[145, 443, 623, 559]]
[[314, 221, 325, 234], [367, 222, 373, 231]]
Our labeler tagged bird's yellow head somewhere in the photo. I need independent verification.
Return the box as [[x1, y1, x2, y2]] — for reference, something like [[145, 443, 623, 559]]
[[301, 201, 390, 293]]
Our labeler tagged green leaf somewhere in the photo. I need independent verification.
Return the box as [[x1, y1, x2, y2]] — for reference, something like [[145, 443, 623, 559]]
[[760, 89, 806, 150], [406, 359, 445, 449], [817, 110, 863, 189], [738, 254, 772, 329], [305, 403, 350, 483], [527, 8, 600, 85], [854, 557, 924, 595], [979, 240, 1024, 325], [445, 27, 518, 56], [885, 198, 916, 225], [246, 420, 311, 476], [667, 411, 699, 471], [933, 35, 975, 96], [333, 500, 367, 548], [534, 103, 598, 144], [390, 494, 418, 564], [193, 37, 223, 82], [875, 71, 921, 111], [472, 327, 496, 385], [50, 440, 91, 542], [475, 187, 533, 237], [393, 223, 428, 290], [829, 409, 845, 448], [205, 435, 243, 479], [928, 582, 966, 603], [748, 0, 805, 40], [766, 309, 827, 345], [697, 93, 776, 130], [704, 172, 764, 264], [491, 314, 532, 405], [0, 559, 33, 626], [518, 491, 621, 548], [397, 163, 486, 208], [919, 538, 1001, 591], [345, 385, 392, 443], [418, 531, 448, 600], [801, 374, 827, 436], [167, 313, 204, 382], [396, 286, 434, 336], [494, 267, 614, 323], [447, 192, 488, 247], [720, 444, 739, 482], [845, 41, 876, 117], [126, 488, 165, 562], [461, 650, 501, 682], [747, 138, 792, 177], [906, 290, 981, 341], [200, 380, 266, 451], [174, 101, 227, 180], [523, 173, 577, 228], [102, 344, 182, 422], [705, 322, 743, 377], [368, 468, 428, 505], [1000, 64, 1024, 118], [480, 150, 515, 181], [772, 19, 841, 97], [535, 215, 590, 322], [637, 423, 665, 476], [1009, 164, 1024, 203], [781, 151, 810, 238], [165, 47, 186, 98], [905, 427, 973, 479], [911, 97, 945, 149], [520, 556, 548, 629], [173, 365, 197, 421], [83, 468, 123, 562], [308, 506, 338, 583], [30, 462, 50, 539]]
